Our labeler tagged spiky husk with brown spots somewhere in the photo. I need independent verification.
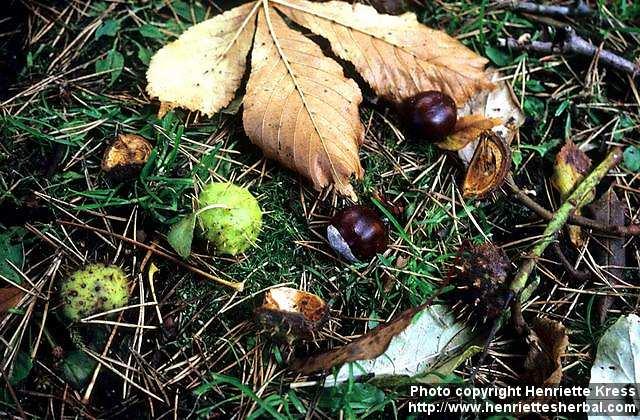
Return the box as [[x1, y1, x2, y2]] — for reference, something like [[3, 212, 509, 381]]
[[198, 182, 262, 256], [61, 264, 129, 321]]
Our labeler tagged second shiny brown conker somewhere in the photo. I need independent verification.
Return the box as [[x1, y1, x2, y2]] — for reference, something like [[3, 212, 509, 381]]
[[327, 205, 388, 262], [402, 91, 457, 142]]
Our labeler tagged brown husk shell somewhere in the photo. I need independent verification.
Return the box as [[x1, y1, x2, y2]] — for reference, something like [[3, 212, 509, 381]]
[[255, 287, 328, 339]]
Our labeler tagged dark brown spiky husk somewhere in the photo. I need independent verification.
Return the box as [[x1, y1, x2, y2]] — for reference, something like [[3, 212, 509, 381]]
[[446, 241, 511, 323]]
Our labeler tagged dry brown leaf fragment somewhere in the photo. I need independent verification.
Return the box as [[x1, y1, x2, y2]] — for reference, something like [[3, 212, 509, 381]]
[[293, 302, 427, 374], [436, 115, 501, 151], [523, 318, 569, 385], [146, 2, 259, 116], [463, 131, 511, 197], [255, 287, 328, 339], [0, 286, 24, 317], [243, 7, 364, 198], [273, 0, 493, 105], [587, 188, 625, 324], [313, 0, 407, 15]]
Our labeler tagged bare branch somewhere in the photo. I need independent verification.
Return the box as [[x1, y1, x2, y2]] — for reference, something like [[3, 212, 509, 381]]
[[506, 176, 640, 236], [501, 0, 593, 18], [499, 27, 640, 76]]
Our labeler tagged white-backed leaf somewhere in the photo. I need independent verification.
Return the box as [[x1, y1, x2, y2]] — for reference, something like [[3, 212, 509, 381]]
[[588, 314, 640, 420], [324, 305, 473, 386]]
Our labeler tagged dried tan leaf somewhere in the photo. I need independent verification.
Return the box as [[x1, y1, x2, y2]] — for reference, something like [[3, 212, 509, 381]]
[[0, 286, 24, 317], [243, 8, 364, 198], [457, 71, 524, 165], [523, 318, 568, 385], [146, 2, 259, 116], [273, 0, 493, 104], [463, 131, 510, 197], [293, 302, 428, 374], [436, 115, 501, 151], [513, 319, 568, 417], [146, 1, 504, 197]]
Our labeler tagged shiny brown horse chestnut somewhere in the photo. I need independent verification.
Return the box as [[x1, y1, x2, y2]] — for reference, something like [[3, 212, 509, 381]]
[[402, 91, 457, 142], [327, 205, 388, 262]]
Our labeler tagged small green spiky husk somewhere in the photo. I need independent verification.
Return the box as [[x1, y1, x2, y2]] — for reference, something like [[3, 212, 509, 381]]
[[61, 264, 129, 321], [198, 183, 262, 255]]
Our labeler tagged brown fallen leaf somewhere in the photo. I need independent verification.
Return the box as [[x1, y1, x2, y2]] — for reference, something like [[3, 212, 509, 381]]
[[243, 8, 364, 198], [552, 140, 593, 247], [463, 131, 511, 197], [275, 0, 493, 105], [436, 115, 501, 151], [147, 1, 494, 196], [311, 0, 407, 15], [516, 318, 568, 418], [292, 302, 428, 374], [255, 287, 328, 339], [146, 2, 259, 116], [587, 188, 625, 324], [457, 71, 524, 166], [313, 0, 407, 14], [0, 286, 24, 317], [523, 318, 568, 385]]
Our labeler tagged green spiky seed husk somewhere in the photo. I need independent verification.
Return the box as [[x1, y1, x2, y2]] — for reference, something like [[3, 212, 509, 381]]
[[198, 183, 262, 255], [61, 264, 129, 321]]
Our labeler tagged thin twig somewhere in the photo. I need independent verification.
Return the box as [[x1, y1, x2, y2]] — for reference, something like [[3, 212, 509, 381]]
[[506, 176, 640, 236], [502, 0, 593, 18], [1, 368, 25, 419], [552, 242, 592, 281], [58, 220, 245, 291], [499, 27, 640, 76], [474, 148, 622, 378], [509, 148, 622, 296]]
